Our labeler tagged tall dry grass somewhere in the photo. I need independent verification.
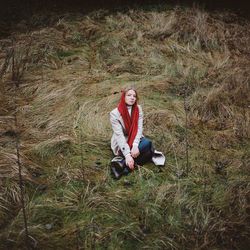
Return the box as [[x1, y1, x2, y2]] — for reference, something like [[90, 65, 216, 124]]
[[0, 4, 249, 249]]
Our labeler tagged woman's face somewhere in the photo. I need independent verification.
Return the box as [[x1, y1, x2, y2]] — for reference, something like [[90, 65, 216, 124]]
[[125, 89, 137, 106]]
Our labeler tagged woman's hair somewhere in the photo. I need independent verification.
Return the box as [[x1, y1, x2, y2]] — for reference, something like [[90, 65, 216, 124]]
[[123, 86, 139, 101]]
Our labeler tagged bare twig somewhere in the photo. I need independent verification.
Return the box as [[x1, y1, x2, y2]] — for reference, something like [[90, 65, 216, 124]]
[[14, 89, 30, 249]]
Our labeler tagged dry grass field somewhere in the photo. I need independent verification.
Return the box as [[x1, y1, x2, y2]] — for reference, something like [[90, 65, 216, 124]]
[[0, 3, 249, 249]]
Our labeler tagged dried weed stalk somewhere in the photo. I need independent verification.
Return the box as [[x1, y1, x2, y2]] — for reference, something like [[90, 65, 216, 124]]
[[14, 99, 30, 248]]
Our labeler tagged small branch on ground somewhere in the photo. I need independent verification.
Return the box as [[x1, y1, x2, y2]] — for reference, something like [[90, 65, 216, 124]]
[[14, 90, 30, 249]]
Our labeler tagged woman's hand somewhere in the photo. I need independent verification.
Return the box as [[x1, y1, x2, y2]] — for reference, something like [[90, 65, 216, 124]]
[[131, 145, 140, 158], [125, 154, 135, 170]]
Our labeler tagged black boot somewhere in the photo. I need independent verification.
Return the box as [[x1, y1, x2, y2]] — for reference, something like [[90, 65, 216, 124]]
[[110, 156, 125, 179], [111, 165, 122, 179]]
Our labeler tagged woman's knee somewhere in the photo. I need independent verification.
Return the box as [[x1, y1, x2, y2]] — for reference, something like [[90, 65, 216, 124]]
[[138, 137, 152, 153]]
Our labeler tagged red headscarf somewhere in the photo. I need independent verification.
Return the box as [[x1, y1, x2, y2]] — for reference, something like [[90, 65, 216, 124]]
[[118, 91, 139, 148]]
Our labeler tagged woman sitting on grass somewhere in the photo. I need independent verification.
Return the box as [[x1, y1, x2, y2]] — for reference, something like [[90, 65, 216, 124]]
[[110, 87, 165, 179]]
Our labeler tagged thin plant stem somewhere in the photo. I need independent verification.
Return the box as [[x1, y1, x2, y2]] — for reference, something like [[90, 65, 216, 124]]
[[14, 94, 30, 249]]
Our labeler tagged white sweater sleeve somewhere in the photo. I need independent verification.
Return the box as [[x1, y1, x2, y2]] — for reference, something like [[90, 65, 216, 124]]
[[110, 110, 131, 156]]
